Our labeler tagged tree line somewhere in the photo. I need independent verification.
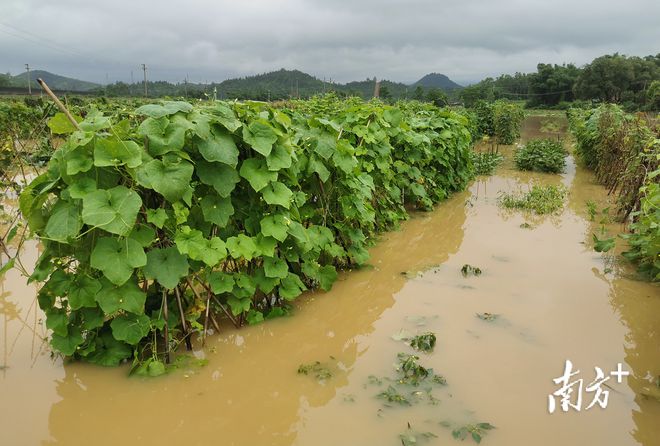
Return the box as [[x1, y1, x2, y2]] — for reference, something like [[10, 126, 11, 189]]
[[460, 53, 659, 110]]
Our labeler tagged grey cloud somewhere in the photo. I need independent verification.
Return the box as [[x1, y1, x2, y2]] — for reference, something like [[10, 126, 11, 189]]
[[1, 0, 658, 85]]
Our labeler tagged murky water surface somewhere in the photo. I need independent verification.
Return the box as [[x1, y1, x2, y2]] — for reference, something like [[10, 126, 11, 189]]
[[1, 116, 658, 446]]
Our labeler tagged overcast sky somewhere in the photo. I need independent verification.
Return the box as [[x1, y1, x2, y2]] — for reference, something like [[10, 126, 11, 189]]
[[2, 0, 659, 86]]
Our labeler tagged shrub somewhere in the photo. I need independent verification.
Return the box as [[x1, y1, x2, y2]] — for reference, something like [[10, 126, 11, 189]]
[[471, 151, 504, 176], [514, 139, 566, 173], [493, 100, 525, 144]]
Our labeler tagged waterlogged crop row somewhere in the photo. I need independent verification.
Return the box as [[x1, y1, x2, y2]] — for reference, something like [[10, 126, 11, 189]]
[[20, 98, 473, 368], [568, 105, 659, 280]]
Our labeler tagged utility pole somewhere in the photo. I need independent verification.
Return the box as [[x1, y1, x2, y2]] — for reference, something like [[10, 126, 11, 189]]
[[141, 64, 147, 97], [130, 70, 134, 96], [184, 74, 188, 98], [25, 64, 31, 95], [373, 77, 380, 98]]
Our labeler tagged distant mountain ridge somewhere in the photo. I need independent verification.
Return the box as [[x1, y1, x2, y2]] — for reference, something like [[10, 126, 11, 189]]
[[4, 68, 463, 100], [11, 70, 100, 92], [412, 73, 462, 90]]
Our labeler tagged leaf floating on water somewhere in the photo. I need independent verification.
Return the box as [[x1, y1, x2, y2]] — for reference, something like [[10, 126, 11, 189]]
[[476, 312, 499, 322], [399, 423, 438, 446], [405, 315, 438, 327], [461, 264, 482, 277], [391, 329, 413, 341]]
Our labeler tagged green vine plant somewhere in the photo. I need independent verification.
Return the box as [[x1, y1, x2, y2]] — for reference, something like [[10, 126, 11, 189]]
[[18, 97, 473, 369]]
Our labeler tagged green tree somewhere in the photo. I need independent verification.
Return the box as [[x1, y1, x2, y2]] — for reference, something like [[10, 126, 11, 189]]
[[379, 85, 392, 100], [647, 80, 660, 110], [426, 88, 448, 107], [574, 54, 659, 105], [527, 63, 580, 107], [0, 72, 11, 87]]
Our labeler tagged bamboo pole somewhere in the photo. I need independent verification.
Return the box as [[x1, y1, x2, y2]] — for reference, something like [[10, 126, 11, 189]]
[[36, 78, 82, 131]]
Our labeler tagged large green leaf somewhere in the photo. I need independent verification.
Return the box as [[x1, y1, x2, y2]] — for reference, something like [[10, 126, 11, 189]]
[[239, 158, 277, 192], [91, 237, 147, 286], [146, 208, 169, 228], [210, 103, 242, 132], [279, 273, 307, 300], [260, 214, 289, 242], [226, 234, 258, 261], [110, 314, 151, 345], [65, 146, 93, 175], [94, 137, 142, 168], [266, 143, 293, 171], [45, 308, 68, 336], [136, 101, 193, 118], [174, 227, 227, 266], [197, 128, 239, 167], [227, 296, 251, 316], [95, 278, 146, 315], [48, 113, 82, 134], [263, 256, 289, 279], [86, 332, 132, 366], [196, 160, 240, 197], [208, 271, 234, 294], [144, 247, 189, 289], [242, 120, 278, 156], [44, 201, 82, 242], [51, 327, 83, 356], [138, 116, 186, 156], [81, 186, 142, 236], [137, 156, 194, 202], [68, 276, 103, 310], [261, 182, 293, 208], [200, 195, 234, 227]]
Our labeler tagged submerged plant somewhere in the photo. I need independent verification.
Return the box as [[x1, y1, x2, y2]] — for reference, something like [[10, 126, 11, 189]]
[[409, 332, 437, 353], [451, 423, 496, 444], [399, 423, 438, 446], [514, 139, 566, 173], [297, 361, 333, 381], [499, 185, 567, 215], [378, 385, 411, 405], [592, 234, 616, 253], [471, 151, 504, 176]]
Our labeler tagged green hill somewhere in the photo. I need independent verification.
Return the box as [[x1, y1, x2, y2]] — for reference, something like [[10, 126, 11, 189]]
[[11, 70, 100, 92], [217, 69, 325, 100], [412, 73, 463, 91]]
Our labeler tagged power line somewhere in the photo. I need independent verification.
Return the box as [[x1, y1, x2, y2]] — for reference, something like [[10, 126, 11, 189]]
[[0, 23, 89, 59], [496, 89, 574, 97]]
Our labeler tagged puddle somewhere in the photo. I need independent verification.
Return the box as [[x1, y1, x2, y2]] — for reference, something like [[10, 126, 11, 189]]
[[1, 116, 658, 446]]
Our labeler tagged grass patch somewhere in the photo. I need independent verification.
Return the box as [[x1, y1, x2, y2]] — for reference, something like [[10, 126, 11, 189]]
[[499, 185, 567, 215]]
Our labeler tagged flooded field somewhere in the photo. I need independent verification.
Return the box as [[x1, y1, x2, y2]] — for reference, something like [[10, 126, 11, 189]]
[[1, 115, 658, 446]]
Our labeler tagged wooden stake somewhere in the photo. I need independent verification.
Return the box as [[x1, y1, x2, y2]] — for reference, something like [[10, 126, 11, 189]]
[[161, 289, 170, 364], [174, 286, 193, 351], [36, 78, 82, 131]]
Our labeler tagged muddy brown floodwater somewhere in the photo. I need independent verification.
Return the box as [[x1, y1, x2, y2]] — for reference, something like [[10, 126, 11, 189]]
[[1, 115, 658, 446]]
